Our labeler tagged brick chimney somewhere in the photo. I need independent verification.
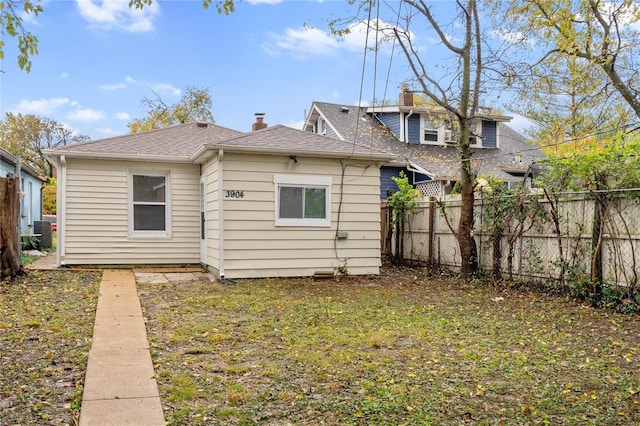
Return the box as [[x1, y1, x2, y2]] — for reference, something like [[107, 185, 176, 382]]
[[252, 113, 267, 131], [399, 83, 413, 106]]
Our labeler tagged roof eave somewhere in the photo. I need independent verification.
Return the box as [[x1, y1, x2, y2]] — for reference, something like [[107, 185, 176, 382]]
[[43, 149, 193, 163], [194, 144, 395, 162]]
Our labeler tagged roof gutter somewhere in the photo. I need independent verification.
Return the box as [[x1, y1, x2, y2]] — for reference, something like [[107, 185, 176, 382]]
[[404, 109, 414, 143], [58, 155, 67, 266], [407, 161, 435, 179], [43, 150, 193, 164]]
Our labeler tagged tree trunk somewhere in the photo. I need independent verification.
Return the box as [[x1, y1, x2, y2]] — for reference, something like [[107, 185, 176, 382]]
[[458, 157, 478, 279], [0, 177, 23, 280]]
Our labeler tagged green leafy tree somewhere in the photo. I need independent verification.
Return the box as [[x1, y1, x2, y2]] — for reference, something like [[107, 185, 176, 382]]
[[333, 0, 488, 279], [128, 85, 215, 133], [480, 178, 547, 280], [394, 0, 484, 279], [387, 171, 421, 264], [0, 0, 42, 72], [536, 132, 640, 301], [0, 113, 90, 177], [42, 177, 56, 215], [498, 0, 640, 121]]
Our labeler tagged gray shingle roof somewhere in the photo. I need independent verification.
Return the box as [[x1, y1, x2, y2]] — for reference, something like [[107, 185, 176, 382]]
[[47, 122, 392, 162], [211, 125, 390, 159], [50, 122, 244, 159], [309, 101, 544, 182]]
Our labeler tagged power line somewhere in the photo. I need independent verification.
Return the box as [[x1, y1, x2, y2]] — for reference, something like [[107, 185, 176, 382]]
[[437, 121, 640, 166]]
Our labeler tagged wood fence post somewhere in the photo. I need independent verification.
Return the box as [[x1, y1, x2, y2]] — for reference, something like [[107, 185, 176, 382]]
[[0, 177, 22, 279], [428, 197, 435, 267]]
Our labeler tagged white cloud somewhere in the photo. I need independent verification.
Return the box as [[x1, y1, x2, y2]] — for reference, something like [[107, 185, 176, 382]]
[[96, 128, 120, 136], [154, 84, 181, 96], [507, 113, 535, 133], [492, 29, 534, 46], [13, 97, 71, 115], [60, 73, 69, 80], [67, 108, 105, 122], [100, 82, 126, 90], [115, 112, 131, 120], [262, 26, 339, 59], [285, 119, 305, 130], [262, 19, 401, 59], [102, 76, 180, 97], [75, 0, 159, 33]]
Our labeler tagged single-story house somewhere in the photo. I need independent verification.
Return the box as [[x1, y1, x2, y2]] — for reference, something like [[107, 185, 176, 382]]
[[44, 120, 393, 279], [1, 147, 46, 236], [303, 88, 545, 198]]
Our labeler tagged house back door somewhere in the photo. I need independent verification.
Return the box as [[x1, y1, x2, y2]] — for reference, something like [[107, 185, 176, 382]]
[[199, 176, 207, 264]]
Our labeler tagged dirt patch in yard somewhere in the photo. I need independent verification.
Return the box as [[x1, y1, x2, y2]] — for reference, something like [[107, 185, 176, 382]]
[[139, 266, 640, 425], [0, 270, 100, 426]]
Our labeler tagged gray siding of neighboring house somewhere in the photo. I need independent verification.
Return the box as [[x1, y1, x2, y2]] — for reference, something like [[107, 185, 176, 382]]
[[375, 113, 401, 138], [380, 166, 431, 199], [325, 125, 339, 139], [482, 120, 497, 148]]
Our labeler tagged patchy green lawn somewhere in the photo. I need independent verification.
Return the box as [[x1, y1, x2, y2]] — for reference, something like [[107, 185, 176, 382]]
[[0, 270, 100, 425], [139, 267, 640, 425]]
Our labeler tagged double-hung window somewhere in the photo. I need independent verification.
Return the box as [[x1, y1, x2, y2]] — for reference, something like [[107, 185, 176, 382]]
[[423, 118, 439, 143], [130, 172, 170, 235], [274, 175, 331, 227]]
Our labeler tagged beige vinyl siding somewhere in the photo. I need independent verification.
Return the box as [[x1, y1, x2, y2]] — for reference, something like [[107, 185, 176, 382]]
[[63, 158, 200, 265], [221, 153, 382, 279], [201, 156, 220, 273]]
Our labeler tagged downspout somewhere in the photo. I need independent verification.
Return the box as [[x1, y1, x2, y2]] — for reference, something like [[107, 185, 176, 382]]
[[218, 150, 225, 278], [404, 109, 414, 143], [58, 155, 66, 266]]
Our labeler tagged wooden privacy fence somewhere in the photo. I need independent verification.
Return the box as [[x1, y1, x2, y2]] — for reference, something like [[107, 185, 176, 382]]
[[382, 190, 640, 290]]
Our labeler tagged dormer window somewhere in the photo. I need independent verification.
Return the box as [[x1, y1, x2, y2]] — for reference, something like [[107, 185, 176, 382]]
[[469, 120, 482, 147], [424, 118, 439, 142], [420, 115, 450, 145], [316, 118, 326, 135]]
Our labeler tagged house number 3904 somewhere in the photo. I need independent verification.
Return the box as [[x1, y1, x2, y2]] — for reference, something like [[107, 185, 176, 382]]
[[225, 190, 244, 198]]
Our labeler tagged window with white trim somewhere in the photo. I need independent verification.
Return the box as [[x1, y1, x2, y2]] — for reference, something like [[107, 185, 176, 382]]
[[423, 118, 439, 142], [130, 172, 170, 235], [274, 175, 331, 227]]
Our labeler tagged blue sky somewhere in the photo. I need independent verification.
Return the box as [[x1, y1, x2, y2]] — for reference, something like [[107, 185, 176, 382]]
[[1, 0, 531, 140]]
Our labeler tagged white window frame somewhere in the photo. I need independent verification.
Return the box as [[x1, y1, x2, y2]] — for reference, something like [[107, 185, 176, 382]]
[[469, 120, 482, 147], [128, 170, 172, 238], [317, 118, 327, 135], [274, 174, 332, 227], [422, 117, 439, 144]]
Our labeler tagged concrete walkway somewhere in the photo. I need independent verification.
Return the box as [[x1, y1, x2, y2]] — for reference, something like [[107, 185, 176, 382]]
[[79, 269, 165, 426]]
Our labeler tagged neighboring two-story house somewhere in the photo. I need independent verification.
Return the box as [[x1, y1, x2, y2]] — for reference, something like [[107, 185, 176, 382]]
[[303, 89, 544, 198]]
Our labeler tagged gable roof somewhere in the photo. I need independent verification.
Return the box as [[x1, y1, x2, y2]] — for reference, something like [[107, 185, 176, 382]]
[[0, 147, 46, 181], [45, 121, 393, 164], [191, 125, 391, 162], [47, 122, 245, 162], [306, 101, 544, 182]]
